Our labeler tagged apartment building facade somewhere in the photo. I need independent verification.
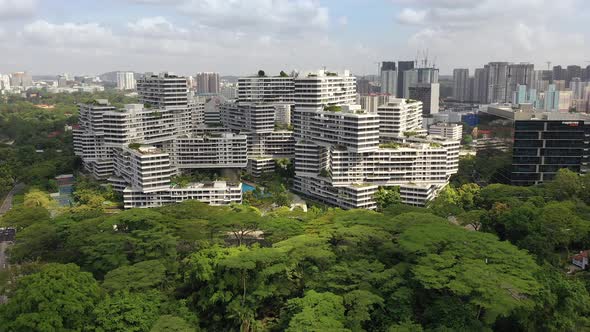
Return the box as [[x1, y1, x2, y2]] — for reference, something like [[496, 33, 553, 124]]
[[291, 71, 459, 209], [74, 73, 247, 208]]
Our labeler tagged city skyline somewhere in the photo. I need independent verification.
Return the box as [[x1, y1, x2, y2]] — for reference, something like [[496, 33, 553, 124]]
[[0, 0, 588, 75]]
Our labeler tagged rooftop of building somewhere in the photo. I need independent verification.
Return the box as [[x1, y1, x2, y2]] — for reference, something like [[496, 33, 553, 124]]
[[170, 181, 240, 190], [81, 99, 111, 106], [300, 69, 352, 78], [323, 104, 371, 115], [140, 72, 184, 79], [379, 98, 422, 107], [484, 103, 590, 121], [127, 144, 165, 155], [430, 122, 462, 128]]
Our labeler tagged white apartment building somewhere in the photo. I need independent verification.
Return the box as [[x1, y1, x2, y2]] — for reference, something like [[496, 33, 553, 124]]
[[112, 146, 173, 193], [0, 74, 10, 91], [165, 132, 248, 169], [122, 182, 242, 209], [221, 83, 238, 100], [237, 76, 294, 103], [428, 123, 463, 141], [137, 72, 188, 108], [220, 101, 295, 177], [377, 98, 424, 139], [274, 103, 292, 126], [247, 130, 295, 158], [74, 73, 247, 208], [215, 75, 301, 177], [292, 70, 459, 209], [117, 72, 136, 90], [220, 103, 276, 133], [359, 94, 390, 113], [110, 146, 241, 209]]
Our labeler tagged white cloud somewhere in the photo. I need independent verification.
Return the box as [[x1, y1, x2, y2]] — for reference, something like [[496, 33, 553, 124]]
[[22, 20, 118, 50], [397, 8, 426, 25], [132, 0, 330, 35], [394, 0, 590, 71], [127, 16, 188, 38], [0, 0, 36, 18]]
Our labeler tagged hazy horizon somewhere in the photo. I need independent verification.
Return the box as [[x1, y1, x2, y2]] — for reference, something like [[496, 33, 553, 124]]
[[0, 0, 589, 76]]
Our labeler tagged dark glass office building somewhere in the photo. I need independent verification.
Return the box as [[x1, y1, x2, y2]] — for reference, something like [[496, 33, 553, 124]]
[[512, 120, 590, 185]]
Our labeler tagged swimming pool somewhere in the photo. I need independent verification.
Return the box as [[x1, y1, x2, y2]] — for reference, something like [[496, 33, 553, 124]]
[[242, 183, 256, 193]]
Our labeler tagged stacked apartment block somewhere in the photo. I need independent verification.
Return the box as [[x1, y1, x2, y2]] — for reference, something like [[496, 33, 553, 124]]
[[75, 69, 459, 210], [221, 75, 296, 177], [290, 70, 459, 208], [74, 73, 245, 208]]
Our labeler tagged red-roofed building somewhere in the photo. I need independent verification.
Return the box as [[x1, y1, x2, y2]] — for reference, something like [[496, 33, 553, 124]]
[[572, 250, 589, 269]]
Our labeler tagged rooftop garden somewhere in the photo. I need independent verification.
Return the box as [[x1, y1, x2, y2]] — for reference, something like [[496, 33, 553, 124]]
[[274, 123, 294, 131], [319, 168, 330, 178], [430, 142, 443, 148], [403, 131, 418, 137], [128, 143, 141, 150], [325, 71, 338, 77], [149, 111, 162, 118], [379, 142, 401, 149], [324, 105, 342, 112]]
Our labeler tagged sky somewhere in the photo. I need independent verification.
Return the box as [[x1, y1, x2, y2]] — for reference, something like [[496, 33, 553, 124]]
[[0, 0, 588, 76]]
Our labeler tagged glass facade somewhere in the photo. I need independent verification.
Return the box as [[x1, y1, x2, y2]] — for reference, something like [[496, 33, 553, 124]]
[[512, 120, 590, 186]]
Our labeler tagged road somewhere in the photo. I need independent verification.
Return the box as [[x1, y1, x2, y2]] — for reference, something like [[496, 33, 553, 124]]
[[0, 242, 7, 304], [0, 183, 20, 305], [0, 183, 24, 216], [0, 242, 7, 270]]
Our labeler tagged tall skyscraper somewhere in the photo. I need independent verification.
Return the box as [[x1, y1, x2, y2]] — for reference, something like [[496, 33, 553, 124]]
[[0, 74, 10, 90], [452, 68, 469, 102], [196, 72, 220, 94], [566, 65, 582, 85], [397, 61, 415, 98], [380, 61, 397, 96], [116, 72, 136, 90], [485, 62, 509, 103], [473, 68, 487, 103], [507, 63, 534, 99], [570, 78, 590, 99], [552, 65, 564, 82], [409, 83, 440, 115], [357, 78, 371, 95], [10, 72, 32, 88], [402, 67, 439, 98]]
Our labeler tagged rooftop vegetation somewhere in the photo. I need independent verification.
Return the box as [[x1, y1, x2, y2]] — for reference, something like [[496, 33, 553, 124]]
[[379, 142, 401, 149], [324, 105, 342, 112], [128, 143, 141, 150]]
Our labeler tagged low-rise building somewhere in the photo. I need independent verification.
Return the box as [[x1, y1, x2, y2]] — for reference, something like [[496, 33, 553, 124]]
[[429, 123, 463, 140], [572, 251, 589, 270]]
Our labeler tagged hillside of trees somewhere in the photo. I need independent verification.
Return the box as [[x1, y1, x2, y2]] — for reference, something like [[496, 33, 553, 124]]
[[0, 90, 138, 194], [2, 173, 590, 331]]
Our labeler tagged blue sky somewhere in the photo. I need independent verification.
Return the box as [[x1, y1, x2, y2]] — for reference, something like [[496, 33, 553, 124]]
[[0, 0, 588, 76]]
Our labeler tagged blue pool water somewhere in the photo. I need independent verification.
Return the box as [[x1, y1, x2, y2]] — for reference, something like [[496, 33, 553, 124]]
[[242, 183, 256, 193]]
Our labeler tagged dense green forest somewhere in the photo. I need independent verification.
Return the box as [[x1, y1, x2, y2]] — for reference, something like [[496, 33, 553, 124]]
[[0, 90, 137, 193], [1, 92, 590, 331], [1, 172, 590, 331]]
